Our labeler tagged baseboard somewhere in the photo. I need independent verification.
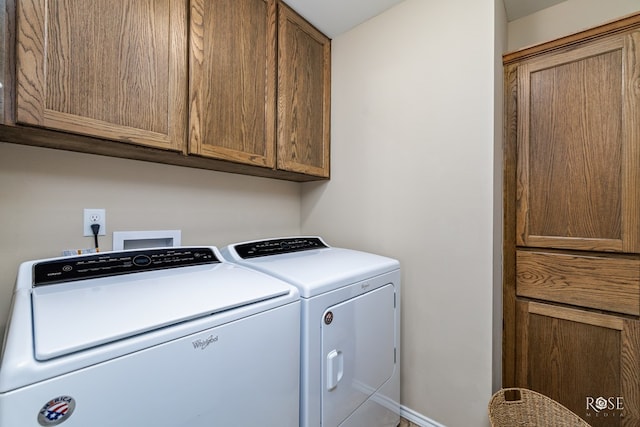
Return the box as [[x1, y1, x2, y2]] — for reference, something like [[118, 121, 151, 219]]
[[401, 405, 447, 427]]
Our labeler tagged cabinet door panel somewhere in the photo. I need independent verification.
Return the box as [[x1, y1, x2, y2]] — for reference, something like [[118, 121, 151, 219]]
[[516, 301, 640, 426], [277, 2, 330, 178], [516, 250, 640, 315], [16, 0, 187, 151], [516, 33, 640, 252], [0, 0, 6, 123], [189, 0, 275, 168]]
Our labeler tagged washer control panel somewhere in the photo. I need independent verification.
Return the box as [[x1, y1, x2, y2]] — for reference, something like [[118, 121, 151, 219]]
[[235, 237, 328, 259], [33, 248, 219, 286]]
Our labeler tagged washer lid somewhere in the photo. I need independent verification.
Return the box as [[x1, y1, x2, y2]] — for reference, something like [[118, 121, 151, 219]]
[[31, 263, 290, 360]]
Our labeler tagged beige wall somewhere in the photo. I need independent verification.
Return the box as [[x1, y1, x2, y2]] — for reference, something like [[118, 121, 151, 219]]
[[303, 0, 640, 424], [507, 0, 640, 51], [0, 142, 301, 332], [301, 0, 500, 425], [493, 0, 507, 394]]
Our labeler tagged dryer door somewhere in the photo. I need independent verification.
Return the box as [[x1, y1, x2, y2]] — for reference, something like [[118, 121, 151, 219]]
[[321, 283, 395, 427]]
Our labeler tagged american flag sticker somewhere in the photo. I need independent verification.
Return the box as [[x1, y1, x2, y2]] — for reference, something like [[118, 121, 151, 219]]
[[37, 396, 76, 426]]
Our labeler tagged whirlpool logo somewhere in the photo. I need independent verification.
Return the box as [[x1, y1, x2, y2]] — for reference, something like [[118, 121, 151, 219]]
[[192, 334, 218, 350], [586, 396, 624, 420]]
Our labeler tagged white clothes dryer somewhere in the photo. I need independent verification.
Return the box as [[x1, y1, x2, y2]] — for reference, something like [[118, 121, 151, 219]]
[[0, 247, 300, 427], [221, 237, 400, 427]]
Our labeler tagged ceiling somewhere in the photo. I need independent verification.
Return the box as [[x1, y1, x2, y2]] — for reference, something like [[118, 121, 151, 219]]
[[284, 0, 568, 38], [502, 0, 567, 21], [283, 0, 406, 38]]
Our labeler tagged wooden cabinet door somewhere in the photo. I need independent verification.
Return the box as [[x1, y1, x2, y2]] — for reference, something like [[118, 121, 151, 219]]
[[516, 32, 640, 252], [189, 0, 276, 168], [516, 300, 640, 426], [0, 0, 6, 124], [277, 2, 330, 178], [15, 0, 188, 151], [516, 250, 640, 316]]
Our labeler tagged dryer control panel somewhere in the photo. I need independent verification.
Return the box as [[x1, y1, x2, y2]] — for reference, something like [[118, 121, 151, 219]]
[[235, 237, 328, 259], [33, 248, 219, 286]]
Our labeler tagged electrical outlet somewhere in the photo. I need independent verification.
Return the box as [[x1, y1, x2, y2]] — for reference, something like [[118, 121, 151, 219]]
[[83, 209, 106, 236]]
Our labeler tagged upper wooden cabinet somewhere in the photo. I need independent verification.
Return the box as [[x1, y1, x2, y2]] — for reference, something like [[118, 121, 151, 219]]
[[2, 0, 329, 181], [189, 0, 276, 168], [14, 0, 188, 151], [277, 2, 330, 178], [188, 0, 330, 178], [512, 30, 640, 253]]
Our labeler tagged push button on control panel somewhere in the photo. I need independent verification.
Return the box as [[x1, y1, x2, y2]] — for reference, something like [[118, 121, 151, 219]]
[[133, 255, 152, 266]]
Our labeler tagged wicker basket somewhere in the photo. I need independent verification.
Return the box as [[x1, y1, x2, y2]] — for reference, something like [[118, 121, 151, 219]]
[[488, 388, 591, 427]]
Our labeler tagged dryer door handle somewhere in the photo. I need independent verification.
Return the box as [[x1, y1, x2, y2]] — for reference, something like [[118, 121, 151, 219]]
[[326, 349, 344, 391]]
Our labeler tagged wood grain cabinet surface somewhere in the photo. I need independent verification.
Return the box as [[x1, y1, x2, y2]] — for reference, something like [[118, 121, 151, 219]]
[[0, 0, 330, 181], [516, 250, 640, 316], [516, 301, 640, 427], [15, 0, 188, 152], [188, 0, 330, 178], [277, 2, 330, 178], [189, 0, 276, 168], [503, 13, 640, 427], [514, 30, 640, 253], [0, 0, 5, 123]]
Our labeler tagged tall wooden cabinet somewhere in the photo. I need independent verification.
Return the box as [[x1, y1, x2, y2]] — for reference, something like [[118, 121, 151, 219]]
[[504, 13, 640, 426], [0, 0, 330, 181]]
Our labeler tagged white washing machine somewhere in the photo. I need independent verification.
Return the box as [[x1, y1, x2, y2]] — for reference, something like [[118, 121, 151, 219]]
[[0, 247, 300, 427], [221, 236, 400, 427]]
